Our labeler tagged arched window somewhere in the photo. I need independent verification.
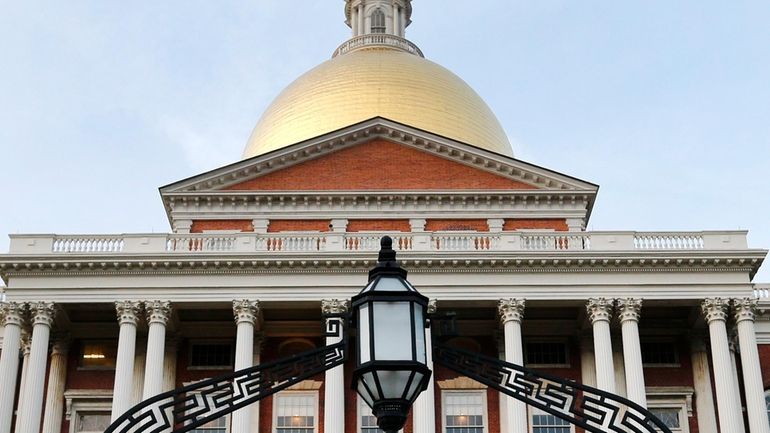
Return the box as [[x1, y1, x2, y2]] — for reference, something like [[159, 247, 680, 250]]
[[371, 8, 386, 33]]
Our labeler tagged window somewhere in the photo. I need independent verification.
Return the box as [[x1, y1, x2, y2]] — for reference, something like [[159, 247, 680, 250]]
[[649, 408, 681, 432], [74, 412, 111, 433], [189, 342, 233, 369], [530, 408, 572, 433], [641, 341, 679, 366], [525, 341, 568, 367], [646, 391, 691, 433], [273, 392, 317, 433], [359, 396, 384, 433], [443, 391, 486, 433], [190, 416, 227, 433], [79, 341, 118, 369], [371, 9, 386, 33], [64, 390, 112, 433]]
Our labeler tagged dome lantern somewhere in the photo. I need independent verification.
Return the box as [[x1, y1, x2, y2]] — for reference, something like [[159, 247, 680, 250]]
[[345, 0, 412, 38]]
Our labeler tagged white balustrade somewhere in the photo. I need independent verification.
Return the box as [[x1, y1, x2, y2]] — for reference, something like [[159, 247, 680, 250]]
[[633, 233, 704, 250], [754, 286, 770, 300], [333, 34, 424, 57], [166, 235, 237, 252], [432, 233, 498, 251], [52, 236, 125, 253], [344, 234, 413, 251], [520, 233, 591, 251], [255, 234, 326, 252]]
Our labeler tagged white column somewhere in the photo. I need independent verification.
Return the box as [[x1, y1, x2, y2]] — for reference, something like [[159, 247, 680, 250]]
[[0, 302, 25, 433], [112, 301, 141, 421], [701, 298, 742, 433], [587, 298, 615, 393], [690, 335, 718, 433], [18, 302, 56, 433], [729, 337, 747, 432], [498, 299, 526, 433], [617, 298, 646, 407], [41, 337, 69, 433], [580, 335, 597, 387], [232, 300, 260, 433], [358, 4, 365, 35], [612, 338, 627, 398], [250, 336, 263, 433], [734, 298, 770, 433], [142, 301, 171, 400], [322, 299, 349, 433], [131, 343, 147, 406], [400, 7, 406, 36], [393, 6, 399, 36], [15, 334, 32, 433], [351, 5, 359, 36], [413, 299, 436, 433]]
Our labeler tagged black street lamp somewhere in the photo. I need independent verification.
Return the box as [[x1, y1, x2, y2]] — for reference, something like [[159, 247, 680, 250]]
[[351, 236, 432, 433]]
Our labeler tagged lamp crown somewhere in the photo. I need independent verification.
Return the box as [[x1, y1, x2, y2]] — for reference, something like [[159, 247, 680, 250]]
[[369, 236, 406, 280]]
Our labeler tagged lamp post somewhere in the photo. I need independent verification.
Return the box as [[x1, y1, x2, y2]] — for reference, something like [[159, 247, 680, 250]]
[[351, 236, 432, 433]]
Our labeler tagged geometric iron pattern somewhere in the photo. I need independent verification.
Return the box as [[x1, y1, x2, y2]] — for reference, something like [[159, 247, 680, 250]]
[[105, 316, 347, 433], [434, 343, 673, 433]]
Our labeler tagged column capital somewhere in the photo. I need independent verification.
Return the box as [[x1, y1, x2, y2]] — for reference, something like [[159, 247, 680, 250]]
[[233, 300, 261, 325], [115, 301, 142, 326], [29, 301, 56, 327], [144, 301, 172, 326], [427, 299, 437, 314], [616, 298, 643, 323], [586, 298, 613, 324], [21, 332, 32, 356], [732, 297, 758, 324], [701, 298, 730, 324], [498, 298, 525, 324], [321, 299, 349, 315], [0, 301, 27, 327]]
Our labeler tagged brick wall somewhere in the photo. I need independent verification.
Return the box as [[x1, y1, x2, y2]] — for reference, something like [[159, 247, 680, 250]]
[[191, 220, 253, 233], [503, 219, 568, 231], [226, 140, 537, 191]]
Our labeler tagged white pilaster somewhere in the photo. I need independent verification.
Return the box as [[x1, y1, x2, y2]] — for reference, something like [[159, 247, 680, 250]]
[[15, 333, 32, 433], [232, 300, 260, 433], [734, 298, 770, 433], [586, 298, 615, 393], [579, 335, 597, 387], [498, 299, 526, 433], [321, 299, 349, 433], [18, 302, 56, 433], [701, 298, 742, 433], [413, 299, 436, 433], [617, 298, 646, 407], [142, 301, 171, 400], [0, 302, 25, 433], [690, 336, 718, 433], [41, 337, 70, 433], [112, 301, 141, 421]]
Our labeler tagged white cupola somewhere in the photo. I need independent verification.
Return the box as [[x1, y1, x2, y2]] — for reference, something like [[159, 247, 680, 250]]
[[345, 0, 413, 38]]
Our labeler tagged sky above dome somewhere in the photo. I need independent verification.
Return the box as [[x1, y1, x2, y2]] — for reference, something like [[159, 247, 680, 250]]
[[0, 1, 768, 282]]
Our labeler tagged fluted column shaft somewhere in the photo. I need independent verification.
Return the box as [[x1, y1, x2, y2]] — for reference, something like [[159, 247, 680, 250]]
[[15, 335, 32, 433], [112, 301, 141, 421], [617, 298, 646, 407], [142, 301, 171, 400], [701, 298, 741, 433], [322, 299, 348, 433], [41, 338, 69, 433], [413, 300, 436, 433], [734, 298, 770, 433], [587, 298, 615, 393], [499, 299, 526, 433], [18, 302, 56, 433], [690, 336, 718, 433], [232, 300, 260, 433], [0, 302, 25, 433]]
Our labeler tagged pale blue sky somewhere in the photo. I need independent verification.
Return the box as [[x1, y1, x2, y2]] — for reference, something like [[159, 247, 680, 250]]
[[1, 1, 768, 282]]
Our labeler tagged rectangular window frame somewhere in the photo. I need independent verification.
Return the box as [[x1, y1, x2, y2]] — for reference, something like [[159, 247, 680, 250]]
[[77, 340, 119, 371], [523, 339, 571, 368], [441, 389, 488, 433], [188, 340, 235, 371], [63, 390, 113, 433], [646, 390, 693, 433], [272, 391, 319, 433], [641, 339, 681, 368], [528, 406, 574, 433]]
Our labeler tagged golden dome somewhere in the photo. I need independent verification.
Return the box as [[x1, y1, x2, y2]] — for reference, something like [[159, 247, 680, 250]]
[[243, 46, 513, 158]]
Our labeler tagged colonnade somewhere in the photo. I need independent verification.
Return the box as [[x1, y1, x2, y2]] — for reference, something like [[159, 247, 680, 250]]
[[0, 297, 767, 433]]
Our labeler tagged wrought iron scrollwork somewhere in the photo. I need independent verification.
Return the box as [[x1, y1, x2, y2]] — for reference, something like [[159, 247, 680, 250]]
[[105, 315, 347, 433], [434, 343, 672, 433]]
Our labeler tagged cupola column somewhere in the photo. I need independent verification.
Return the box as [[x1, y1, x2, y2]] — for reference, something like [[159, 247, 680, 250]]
[[586, 298, 615, 393], [18, 302, 56, 433], [322, 299, 349, 433], [346, 0, 411, 38], [701, 298, 742, 433], [498, 299, 527, 433], [231, 300, 261, 433], [0, 302, 25, 433], [733, 298, 770, 433]]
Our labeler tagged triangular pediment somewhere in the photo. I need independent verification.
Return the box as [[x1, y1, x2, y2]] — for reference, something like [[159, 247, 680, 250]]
[[161, 118, 598, 195]]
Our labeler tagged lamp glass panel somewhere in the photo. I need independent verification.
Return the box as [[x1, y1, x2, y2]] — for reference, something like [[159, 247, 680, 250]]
[[357, 381, 375, 408], [373, 302, 414, 360], [413, 307, 426, 363], [405, 371, 424, 402], [376, 370, 413, 399], [359, 304, 371, 364], [372, 275, 410, 292], [362, 371, 381, 400]]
